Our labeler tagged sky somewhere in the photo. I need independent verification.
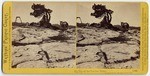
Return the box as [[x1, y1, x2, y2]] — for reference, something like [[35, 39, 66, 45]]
[[12, 2, 77, 25], [13, 2, 140, 26], [77, 2, 140, 27]]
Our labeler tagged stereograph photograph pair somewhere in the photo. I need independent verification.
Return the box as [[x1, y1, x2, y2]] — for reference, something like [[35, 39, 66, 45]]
[[2, 2, 148, 74]]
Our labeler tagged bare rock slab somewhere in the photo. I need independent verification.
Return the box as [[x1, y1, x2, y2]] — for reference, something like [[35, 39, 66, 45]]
[[101, 43, 139, 63], [77, 46, 100, 64], [105, 59, 140, 69], [12, 45, 42, 67], [41, 42, 75, 61], [12, 27, 59, 44], [77, 61, 104, 68], [48, 60, 75, 68], [17, 60, 48, 68], [77, 28, 120, 44]]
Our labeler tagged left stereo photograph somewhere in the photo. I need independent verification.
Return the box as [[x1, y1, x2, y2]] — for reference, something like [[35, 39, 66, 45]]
[[3, 2, 77, 69]]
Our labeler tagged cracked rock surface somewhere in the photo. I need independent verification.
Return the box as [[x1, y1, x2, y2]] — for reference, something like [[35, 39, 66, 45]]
[[77, 27, 140, 69], [12, 23, 140, 69], [12, 24, 76, 68]]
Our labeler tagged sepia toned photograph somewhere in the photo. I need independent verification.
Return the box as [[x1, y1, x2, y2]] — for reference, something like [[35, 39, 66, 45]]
[[11, 2, 141, 69], [12, 2, 76, 68], [76, 3, 140, 69]]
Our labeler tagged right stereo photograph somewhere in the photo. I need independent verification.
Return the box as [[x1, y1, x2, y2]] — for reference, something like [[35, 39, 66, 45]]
[[76, 2, 140, 69]]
